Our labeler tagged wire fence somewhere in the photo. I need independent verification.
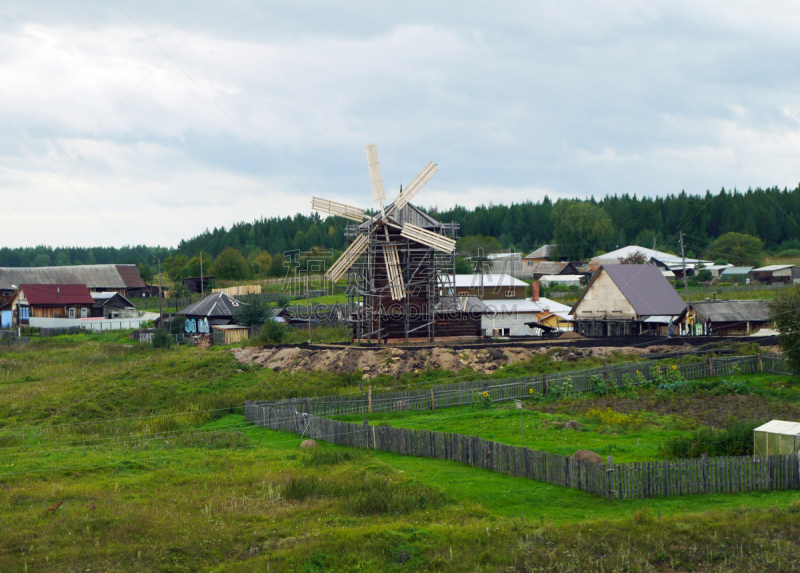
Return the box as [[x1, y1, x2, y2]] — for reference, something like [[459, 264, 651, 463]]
[[251, 353, 780, 417]]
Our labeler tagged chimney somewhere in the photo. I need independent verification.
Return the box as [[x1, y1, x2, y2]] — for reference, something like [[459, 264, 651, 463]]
[[532, 281, 540, 302]]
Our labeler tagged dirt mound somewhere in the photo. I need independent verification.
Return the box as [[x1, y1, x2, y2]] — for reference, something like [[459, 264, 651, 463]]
[[232, 343, 663, 379], [573, 450, 604, 464], [300, 439, 318, 449]]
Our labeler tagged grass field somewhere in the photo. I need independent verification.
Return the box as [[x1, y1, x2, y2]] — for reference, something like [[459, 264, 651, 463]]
[[1, 335, 800, 571]]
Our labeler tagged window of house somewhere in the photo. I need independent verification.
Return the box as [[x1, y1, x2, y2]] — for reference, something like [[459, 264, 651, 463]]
[[69, 308, 76, 319], [505, 290, 515, 298], [80, 308, 88, 318], [457, 291, 469, 296], [20, 307, 29, 320]]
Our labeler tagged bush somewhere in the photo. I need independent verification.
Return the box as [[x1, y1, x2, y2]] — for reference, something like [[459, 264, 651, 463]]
[[777, 249, 800, 258], [151, 329, 173, 349], [663, 422, 757, 458], [255, 319, 286, 344]]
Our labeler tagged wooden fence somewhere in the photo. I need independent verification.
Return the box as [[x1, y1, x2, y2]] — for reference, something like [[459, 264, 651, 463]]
[[252, 354, 781, 417], [244, 402, 800, 499]]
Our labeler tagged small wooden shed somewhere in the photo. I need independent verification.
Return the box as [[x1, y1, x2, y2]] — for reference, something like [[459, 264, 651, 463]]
[[753, 420, 800, 455], [211, 324, 250, 345]]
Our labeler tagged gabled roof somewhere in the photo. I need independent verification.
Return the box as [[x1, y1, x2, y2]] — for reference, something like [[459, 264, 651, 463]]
[[681, 300, 771, 323], [754, 420, 800, 435], [358, 202, 443, 231], [571, 264, 686, 317], [90, 292, 136, 307], [437, 295, 489, 313], [180, 292, 243, 318], [20, 284, 94, 305], [592, 245, 708, 266], [524, 244, 557, 259], [0, 264, 144, 290], [532, 261, 575, 275], [753, 264, 797, 272]]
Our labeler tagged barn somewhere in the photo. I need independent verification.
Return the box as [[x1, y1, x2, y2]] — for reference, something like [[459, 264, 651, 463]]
[[571, 264, 686, 337]]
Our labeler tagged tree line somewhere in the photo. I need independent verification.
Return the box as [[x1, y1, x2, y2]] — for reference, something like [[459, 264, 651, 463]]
[[2, 185, 800, 273]]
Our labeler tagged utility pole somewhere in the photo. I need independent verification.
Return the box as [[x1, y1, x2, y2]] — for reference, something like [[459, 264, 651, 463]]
[[306, 273, 312, 344], [155, 257, 163, 330], [680, 231, 689, 335], [200, 251, 204, 298]]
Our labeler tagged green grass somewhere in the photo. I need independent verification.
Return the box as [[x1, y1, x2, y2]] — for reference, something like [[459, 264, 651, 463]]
[[334, 402, 688, 462], [2, 336, 800, 571]]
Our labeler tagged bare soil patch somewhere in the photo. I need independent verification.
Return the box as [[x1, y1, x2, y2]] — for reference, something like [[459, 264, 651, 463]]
[[232, 343, 658, 379]]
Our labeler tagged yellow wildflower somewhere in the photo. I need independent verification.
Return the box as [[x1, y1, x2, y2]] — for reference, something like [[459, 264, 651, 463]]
[[482, 391, 489, 398]]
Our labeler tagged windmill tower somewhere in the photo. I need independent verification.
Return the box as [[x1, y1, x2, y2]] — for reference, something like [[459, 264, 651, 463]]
[[312, 144, 459, 343]]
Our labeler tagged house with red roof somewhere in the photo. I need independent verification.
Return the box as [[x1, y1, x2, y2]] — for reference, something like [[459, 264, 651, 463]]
[[11, 284, 95, 325]]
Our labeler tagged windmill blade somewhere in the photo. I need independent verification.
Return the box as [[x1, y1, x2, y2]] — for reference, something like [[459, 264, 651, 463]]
[[400, 223, 456, 252], [312, 197, 365, 222], [366, 144, 386, 204], [390, 162, 438, 213], [325, 234, 369, 282], [383, 244, 406, 300]]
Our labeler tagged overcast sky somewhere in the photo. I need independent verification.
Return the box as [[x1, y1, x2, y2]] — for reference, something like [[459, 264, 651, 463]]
[[2, 1, 800, 248]]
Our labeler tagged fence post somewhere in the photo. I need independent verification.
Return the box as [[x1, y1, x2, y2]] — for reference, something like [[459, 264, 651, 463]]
[[607, 455, 615, 499], [708, 355, 714, 377], [368, 385, 372, 413], [543, 374, 548, 397], [430, 388, 435, 410], [363, 420, 369, 449], [758, 353, 764, 373], [702, 452, 708, 493]]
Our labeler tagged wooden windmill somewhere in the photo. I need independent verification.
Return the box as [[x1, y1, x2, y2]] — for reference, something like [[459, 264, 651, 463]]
[[311, 144, 460, 342]]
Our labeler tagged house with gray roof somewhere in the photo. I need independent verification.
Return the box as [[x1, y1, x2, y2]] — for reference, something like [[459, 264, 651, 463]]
[[179, 292, 243, 326], [0, 264, 146, 298], [570, 264, 686, 337]]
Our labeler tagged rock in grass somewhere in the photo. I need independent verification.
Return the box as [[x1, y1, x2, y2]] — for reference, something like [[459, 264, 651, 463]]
[[573, 449, 604, 464], [300, 439, 318, 449], [564, 420, 580, 430]]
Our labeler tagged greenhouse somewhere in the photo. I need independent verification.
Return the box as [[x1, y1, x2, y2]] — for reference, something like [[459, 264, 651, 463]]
[[753, 420, 800, 455]]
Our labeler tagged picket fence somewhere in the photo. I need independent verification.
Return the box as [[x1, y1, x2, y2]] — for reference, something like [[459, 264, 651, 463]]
[[244, 401, 800, 499], [252, 353, 781, 417]]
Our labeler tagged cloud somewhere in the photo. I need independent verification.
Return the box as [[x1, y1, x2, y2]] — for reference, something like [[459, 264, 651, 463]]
[[1, 1, 800, 247]]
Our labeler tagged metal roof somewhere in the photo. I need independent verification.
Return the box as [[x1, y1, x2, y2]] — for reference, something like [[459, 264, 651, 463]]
[[483, 300, 542, 313], [454, 274, 528, 288], [524, 244, 557, 259], [573, 264, 686, 317], [721, 266, 754, 275], [753, 264, 797, 272], [437, 295, 489, 313], [592, 245, 708, 266], [20, 284, 94, 305], [754, 420, 800, 435], [180, 292, 243, 318], [686, 300, 771, 323], [0, 264, 144, 290], [532, 261, 573, 275]]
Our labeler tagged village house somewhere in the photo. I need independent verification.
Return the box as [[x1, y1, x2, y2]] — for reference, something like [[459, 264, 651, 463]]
[[0, 264, 147, 298], [529, 261, 584, 282], [570, 264, 686, 337], [480, 282, 572, 337], [10, 284, 95, 326], [90, 292, 137, 319]]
